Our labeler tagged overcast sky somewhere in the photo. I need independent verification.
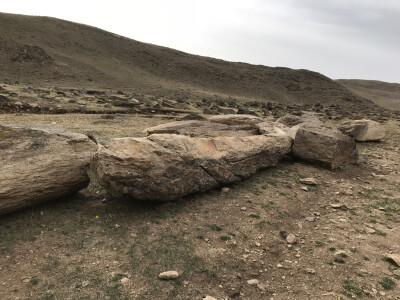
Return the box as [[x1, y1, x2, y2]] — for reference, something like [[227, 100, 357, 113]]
[[2, 0, 399, 82]]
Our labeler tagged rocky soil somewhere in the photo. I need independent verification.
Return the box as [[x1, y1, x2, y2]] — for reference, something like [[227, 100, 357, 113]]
[[0, 82, 399, 299]]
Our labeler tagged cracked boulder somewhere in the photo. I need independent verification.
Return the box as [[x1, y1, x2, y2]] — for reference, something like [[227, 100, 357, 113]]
[[0, 125, 97, 215], [338, 119, 385, 142], [292, 124, 356, 169], [90, 134, 292, 201], [144, 120, 258, 137]]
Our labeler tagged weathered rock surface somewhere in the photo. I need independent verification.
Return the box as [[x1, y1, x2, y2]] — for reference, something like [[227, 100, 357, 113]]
[[338, 119, 385, 141], [276, 113, 322, 127], [0, 125, 97, 215], [292, 124, 356, 169], [144, 120, 258, 137], [209, 114, 263, 125], [256, 120, 297, 139], [91, 134, 292, 201]]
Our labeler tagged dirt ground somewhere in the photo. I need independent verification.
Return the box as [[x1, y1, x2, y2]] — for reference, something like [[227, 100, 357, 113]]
[[1, 108, 399, 300]]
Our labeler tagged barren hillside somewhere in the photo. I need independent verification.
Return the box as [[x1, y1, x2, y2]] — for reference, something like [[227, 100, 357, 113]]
[[0, 12, 376, 110], [337, 79, 400, 111]]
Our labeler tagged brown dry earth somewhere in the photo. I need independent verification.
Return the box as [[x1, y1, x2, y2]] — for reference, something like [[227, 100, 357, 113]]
[[0, 107, 399, 300]]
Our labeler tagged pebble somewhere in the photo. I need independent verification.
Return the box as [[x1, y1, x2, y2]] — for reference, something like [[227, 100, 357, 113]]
[[305, 217, 315, 222], [387, 253, 400, 266], [203, 296, 217, 300], [82, 280, 89, 287], [221, 187, 229, 193], [366, 228, 376, 234], [158, 271, 179, 280], [286, 234, 296, 244], [300, 178, 317, 185], [120, 277, 129, 283], [247, 279, 259, 286], [305, 268, 316, 274], [240, 207, 247, 211], [300, 186, 308, 191]]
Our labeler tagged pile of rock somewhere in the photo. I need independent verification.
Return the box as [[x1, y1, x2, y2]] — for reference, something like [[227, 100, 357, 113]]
[[1, 113, 385, 214]]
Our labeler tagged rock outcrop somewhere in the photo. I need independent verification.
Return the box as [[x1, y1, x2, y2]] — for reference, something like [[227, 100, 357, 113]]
[[338, 119, 385, 142], [0, 125, 97, 215], [91, 134, 292, 201], [144, 120, 258, 137], [292, 124, 356, 169]]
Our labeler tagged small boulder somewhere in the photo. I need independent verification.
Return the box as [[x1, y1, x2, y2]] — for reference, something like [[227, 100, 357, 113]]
[[292, 124, 356, 169], [338, 119, 385, 141]]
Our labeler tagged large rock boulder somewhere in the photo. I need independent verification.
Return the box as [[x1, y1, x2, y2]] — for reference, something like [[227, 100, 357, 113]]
[[338, 119, 385, 142], [208, 114, 263, 126], [144, 120, 258, 137], [292, 124, 356, 169], [0, 125, 97, 215], [91, 134, 292, 201]]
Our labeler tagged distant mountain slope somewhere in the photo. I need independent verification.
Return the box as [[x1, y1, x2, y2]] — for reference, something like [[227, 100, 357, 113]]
[[337, 79, 400, 111], [0, 12, 376, 109]]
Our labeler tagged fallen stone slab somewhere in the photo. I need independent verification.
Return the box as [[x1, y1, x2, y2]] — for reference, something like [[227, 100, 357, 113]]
[[338, 119, 385, 141], [0, 125, 97, 215], [91, 134, 292, 201], [292, 124, 356, 169], [144, 120, 258, 137], [208, 114, 263, 125]]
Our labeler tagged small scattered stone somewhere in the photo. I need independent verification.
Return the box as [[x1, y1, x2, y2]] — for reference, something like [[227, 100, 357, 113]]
[[203, 296, 217, 300], [305, 217, 315, 222], [286, 234, 297, 244], [221, 187, 230, 193], [277, 263, 283, 268], [247, 279, 259, 286], [305, 268, 316, 274], [82, 280, 89, 287], [240, 207, 247, 211], [158, 271, 179, 280], [120, 277, 129, 283], [300, 186, 308, 191], [115, 224, 120, 228], [387, 254, 400, 266], [366, 228, 376, 234], [300, 178, 317, 185], [330, 203, 342, 209], [392, 269, 400, 276]]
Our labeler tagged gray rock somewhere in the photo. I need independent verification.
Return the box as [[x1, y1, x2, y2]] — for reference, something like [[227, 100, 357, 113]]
[[144, 120, 258, 137], [0, 125, 97, 215], [158, 271, 179, 280], [338, 119, 385, 141], [209, 114, 263, 125], [292, 124, 356, 169], [91, 134, 292, 201]]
